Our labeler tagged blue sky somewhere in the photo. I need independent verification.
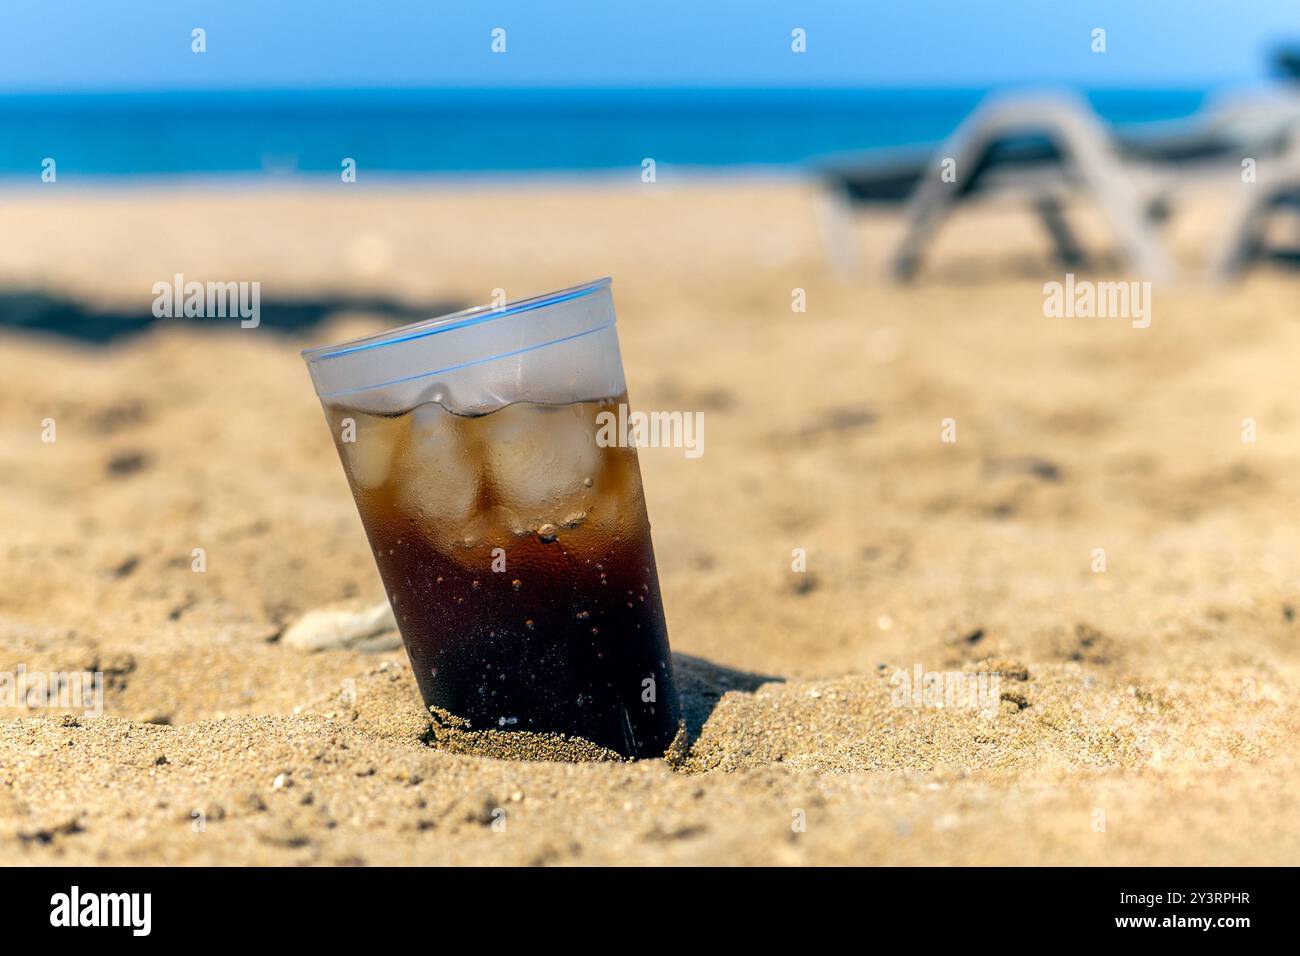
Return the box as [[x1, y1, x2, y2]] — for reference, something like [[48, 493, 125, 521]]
[[0, 0, 1294, 91]]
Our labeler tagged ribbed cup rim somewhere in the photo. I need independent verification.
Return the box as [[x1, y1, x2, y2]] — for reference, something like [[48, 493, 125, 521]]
[[300, 276, 612, 365]]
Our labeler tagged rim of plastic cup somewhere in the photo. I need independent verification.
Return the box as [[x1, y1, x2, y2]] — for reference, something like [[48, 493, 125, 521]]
[[301, 276, 612, 365]]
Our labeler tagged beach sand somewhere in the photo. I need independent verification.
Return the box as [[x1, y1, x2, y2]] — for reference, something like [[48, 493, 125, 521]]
[[0, 179, 1297, 864]]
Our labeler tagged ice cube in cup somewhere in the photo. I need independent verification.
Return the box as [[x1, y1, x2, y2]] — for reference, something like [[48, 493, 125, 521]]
[[584, 444, 643, 538], [394, 402, 481, 535], [482, 401, 601, 525], [340, 410, 406, 491]]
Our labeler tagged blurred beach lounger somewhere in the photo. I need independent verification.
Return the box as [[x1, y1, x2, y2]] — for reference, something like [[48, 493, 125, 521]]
[[818, 89, 1300, 282], [1205, 101, 1300, 280]]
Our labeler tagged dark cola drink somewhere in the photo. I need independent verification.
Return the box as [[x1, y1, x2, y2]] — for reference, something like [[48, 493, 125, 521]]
[[304, 280, 681, 759]]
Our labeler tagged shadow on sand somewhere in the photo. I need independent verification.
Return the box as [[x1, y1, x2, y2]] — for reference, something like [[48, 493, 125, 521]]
[[672, 653, 784, 746], [0, 289, 465, 345]]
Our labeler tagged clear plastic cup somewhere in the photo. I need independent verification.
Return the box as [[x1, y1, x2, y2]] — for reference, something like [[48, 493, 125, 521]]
[[302, 278, 681, 759]]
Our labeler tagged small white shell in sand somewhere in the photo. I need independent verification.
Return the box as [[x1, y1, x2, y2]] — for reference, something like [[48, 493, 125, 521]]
[[281, 600, 398, 652]]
